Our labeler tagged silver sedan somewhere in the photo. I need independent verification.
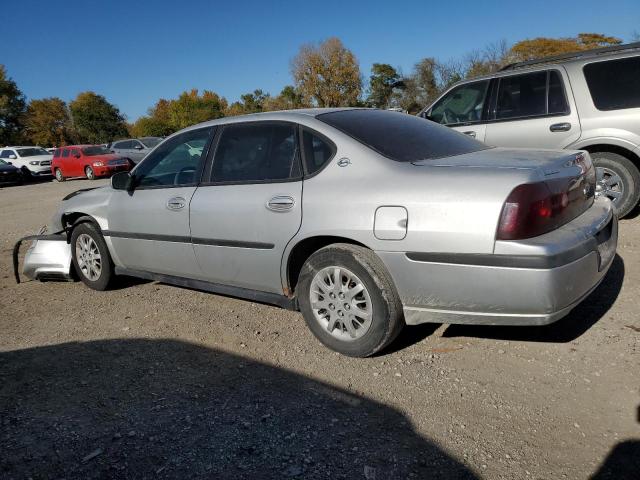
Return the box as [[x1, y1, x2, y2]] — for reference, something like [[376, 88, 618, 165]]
[[21, 109, 618, 357]]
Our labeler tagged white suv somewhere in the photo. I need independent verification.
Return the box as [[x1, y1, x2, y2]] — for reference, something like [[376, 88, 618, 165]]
[[421, 42, 640, 217], [0, 146, 53, 178]]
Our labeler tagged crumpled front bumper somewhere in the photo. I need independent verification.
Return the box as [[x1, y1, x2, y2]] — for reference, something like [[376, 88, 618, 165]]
[[14, 229, 73, 282]]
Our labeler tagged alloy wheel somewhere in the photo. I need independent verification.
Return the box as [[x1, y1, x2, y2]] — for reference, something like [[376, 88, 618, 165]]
[[309, 266, 373, 341], [595, 166, 624, 206], [75, 233, 102, 281]]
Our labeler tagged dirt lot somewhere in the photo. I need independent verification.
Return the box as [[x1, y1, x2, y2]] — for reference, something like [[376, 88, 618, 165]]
[[0, 178, 638, 479]]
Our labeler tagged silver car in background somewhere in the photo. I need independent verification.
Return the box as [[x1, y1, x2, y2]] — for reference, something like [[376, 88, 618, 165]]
[[21, 109, 617, 357], [420, 42, 640, 217], [109, 137, 163, 164]]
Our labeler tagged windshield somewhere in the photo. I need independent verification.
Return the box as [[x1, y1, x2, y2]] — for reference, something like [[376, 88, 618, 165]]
[[317, 109, 489, 162], [82, 146, 111, 156], [140, 137, 162, 148], [17, 147, 50, 157]]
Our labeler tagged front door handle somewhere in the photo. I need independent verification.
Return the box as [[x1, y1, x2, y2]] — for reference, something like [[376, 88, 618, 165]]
[[166, 196, 186, 211], [550, 122, 571, 132], [462, 131, 476, 138], [267, 196, 295, 212]]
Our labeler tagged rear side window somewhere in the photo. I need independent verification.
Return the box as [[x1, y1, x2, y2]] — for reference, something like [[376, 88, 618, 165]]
[[211, 123, 301, 183], [584, 56, 640, 111], [301, 129, 335, 175], [496, 71, 547, 119], [62, 149, 70, 158], [318, 109, 488, 162]]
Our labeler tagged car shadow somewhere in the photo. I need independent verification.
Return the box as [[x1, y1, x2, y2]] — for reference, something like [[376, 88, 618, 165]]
[[0, 339, 477, 479], [442, 254, 625, 343], [590, 440, 640, 479], [380, 322, 442, 355]]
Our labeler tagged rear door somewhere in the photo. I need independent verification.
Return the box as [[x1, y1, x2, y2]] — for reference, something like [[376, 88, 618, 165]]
[[106, 127, 216, 276], [425, 79, 492, 142], [190, 121, 303, 294], [484, 69, 581, 149]]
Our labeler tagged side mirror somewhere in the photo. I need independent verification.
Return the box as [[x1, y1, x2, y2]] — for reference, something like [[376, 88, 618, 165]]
[[134, 145, 143, 150], [111, 171, 134, 191], [7, 161, 12, 165], [8, 154, 17, 160]]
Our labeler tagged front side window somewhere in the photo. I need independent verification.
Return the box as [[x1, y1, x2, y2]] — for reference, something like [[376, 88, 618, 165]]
[[61, 149, 70, 158], [53, 149, 61, 158], [211, 123, 300, 183], [430, 80, 490, 125], [495, 71, 547, 119], [302, 129, 335, 175], [584, 56, 640, 111], [134, 127, 214, 188]]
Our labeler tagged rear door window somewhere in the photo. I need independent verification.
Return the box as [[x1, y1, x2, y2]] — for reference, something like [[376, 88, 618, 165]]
[[429, 80, 490, 125], [211, 123, 301, 183], [62, 149, 70, 158], [495, 71, 547, 119], [584, 56, 640, 111], [547, 70, 569, 115]]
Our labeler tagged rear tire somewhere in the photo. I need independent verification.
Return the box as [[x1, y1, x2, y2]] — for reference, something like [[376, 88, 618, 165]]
[[591, 152, 640, 218], [85, 166, 95, 180], [297, 243, 405, 357], [54, 168, 65, 182], [70, 222, 114, 291]]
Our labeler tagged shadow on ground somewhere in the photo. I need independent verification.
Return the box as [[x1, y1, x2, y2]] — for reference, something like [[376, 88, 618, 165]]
[[0, 339, 476, 479], [590, 440, 640, 480], [442, 254, 625, 343]]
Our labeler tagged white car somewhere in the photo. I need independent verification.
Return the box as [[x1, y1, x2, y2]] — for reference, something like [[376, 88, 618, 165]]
[[0, 146, 53, 177]]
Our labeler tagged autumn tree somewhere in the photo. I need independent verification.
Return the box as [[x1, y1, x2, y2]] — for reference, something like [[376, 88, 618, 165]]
[[69, 92, 128, 144], [366, 63, 400, 108], [508, 33, 622, 62], [291, 37, 362, 107], [23, 97, 74, 146], [0, 65, 26, 145]]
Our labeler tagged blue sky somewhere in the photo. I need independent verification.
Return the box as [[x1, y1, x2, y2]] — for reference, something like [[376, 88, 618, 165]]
[[1, 0, 638, 120]]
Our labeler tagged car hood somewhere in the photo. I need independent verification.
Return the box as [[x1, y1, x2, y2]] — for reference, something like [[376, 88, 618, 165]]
[[411, 147, 582, 175], [21, 154, 53, 162], [0, 163, 19, 172], [86, 153, 123, 162]]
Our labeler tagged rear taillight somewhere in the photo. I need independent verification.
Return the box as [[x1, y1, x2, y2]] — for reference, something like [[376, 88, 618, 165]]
[[497, 153, 595, 240]]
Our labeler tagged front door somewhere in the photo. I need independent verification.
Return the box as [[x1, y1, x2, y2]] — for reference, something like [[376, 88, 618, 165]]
[[484, 69, 581, 149], [106, 126, 215, 277], [190, 122, 303, 294]]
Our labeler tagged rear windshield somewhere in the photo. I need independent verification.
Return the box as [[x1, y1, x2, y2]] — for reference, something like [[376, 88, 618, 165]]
[[317, 109, 489, 162], [82, 146, 111, 156], [584, 56, 640, 111]]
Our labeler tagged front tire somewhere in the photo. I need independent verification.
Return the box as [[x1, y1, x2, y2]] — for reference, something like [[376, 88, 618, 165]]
[[591, 152, 640, 218], [85, 166, 96, 180], [71, 223, 114, 290], [297, 244, 405, 357], [54, 168, 65, 182]]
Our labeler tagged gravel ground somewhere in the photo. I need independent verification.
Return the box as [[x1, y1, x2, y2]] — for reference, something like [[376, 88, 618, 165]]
[[1, 178, 638, 479]]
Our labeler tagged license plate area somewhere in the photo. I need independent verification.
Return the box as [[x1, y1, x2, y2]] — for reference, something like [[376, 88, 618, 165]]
[[596, 218, 616, 271]]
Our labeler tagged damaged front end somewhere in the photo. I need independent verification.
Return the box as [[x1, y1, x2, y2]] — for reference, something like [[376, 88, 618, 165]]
[[13, 226, 73, 283]]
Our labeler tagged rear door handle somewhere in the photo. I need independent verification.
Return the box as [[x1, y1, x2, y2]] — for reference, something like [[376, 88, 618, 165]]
[[166, 196, 186, 211], [550, 122, 571, 132], [267, 196, 295, 212], [462, 131, 476, 138]]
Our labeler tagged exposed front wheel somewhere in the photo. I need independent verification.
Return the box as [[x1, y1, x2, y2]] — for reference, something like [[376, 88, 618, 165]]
[[85, 166, 95, 180], [71, 223, 114, 290], [54, 168, 65, 182], [297, 244, 404, 357], [592, 152, 640, 217]]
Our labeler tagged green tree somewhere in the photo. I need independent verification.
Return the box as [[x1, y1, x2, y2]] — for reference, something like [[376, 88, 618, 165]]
[[291, 37, 362, 107], [0, 65, 26, 145], [167, 89, 227, 130], [227, 89, 270, 115], [366, 63, 400, 108], [69, 91, 128, 144], [24, 97, 74, 146]]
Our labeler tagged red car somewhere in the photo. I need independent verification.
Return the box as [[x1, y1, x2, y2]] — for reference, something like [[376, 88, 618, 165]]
[[51, 145, 131, 181]]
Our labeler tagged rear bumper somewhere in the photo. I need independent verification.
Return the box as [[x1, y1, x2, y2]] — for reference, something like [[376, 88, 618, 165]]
[[377, 197, 617, 326]]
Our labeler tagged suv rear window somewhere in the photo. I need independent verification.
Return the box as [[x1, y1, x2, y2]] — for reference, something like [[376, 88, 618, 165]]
[[318, 109, 488, 162], [584, 56, 640, 111]]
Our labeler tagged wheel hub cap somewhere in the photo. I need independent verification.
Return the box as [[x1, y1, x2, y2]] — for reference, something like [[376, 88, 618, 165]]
[[595, 166, 624, 205], [76, 234, 102, 281], [309, 266, 373, 341]]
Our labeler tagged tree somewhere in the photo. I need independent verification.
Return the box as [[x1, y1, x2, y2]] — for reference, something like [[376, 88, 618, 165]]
[[226, 89, 270, 116], [0, 65, 26, 145], [69, 92, 128, 144], [366, 63, 400, 108], [23, 97, 74, 146], [291, 37, 362, 107], [508, 33, 622, 62]]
